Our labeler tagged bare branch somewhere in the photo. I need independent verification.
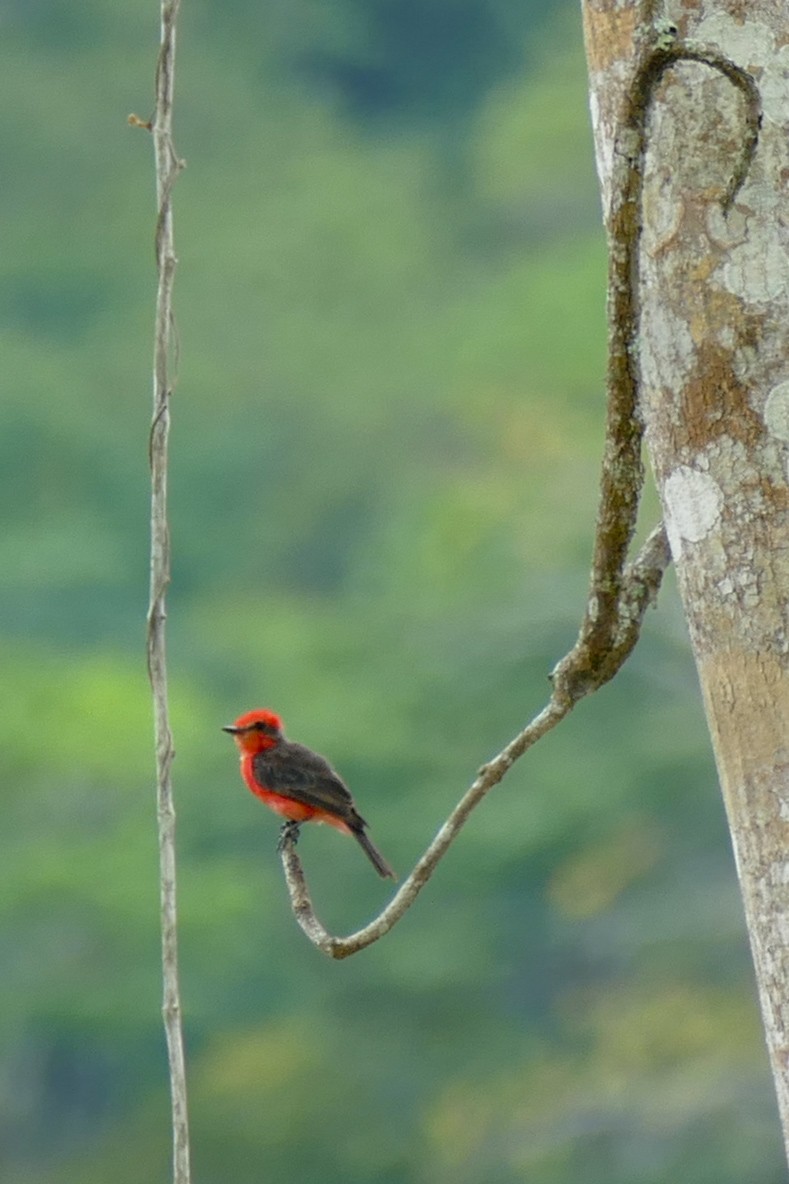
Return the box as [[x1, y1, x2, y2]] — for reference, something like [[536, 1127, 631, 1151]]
[[280, 699, 570, 959], [143, 1, 190, 1181], [280, 523, 672, 958], [279, 23, 759, 959]]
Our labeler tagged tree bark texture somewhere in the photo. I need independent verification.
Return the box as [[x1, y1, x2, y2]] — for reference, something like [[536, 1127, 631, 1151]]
[[582, 0, 789, 1154]]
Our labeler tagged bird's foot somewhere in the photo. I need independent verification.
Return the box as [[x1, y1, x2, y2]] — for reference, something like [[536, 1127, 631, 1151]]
[[277, 820, 301, 852]]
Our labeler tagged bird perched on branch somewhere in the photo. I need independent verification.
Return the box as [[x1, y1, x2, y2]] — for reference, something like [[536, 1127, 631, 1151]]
[[223, 708, 396, 880]]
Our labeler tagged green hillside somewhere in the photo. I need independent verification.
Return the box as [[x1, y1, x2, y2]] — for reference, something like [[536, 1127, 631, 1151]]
[[1, 2, 781, 1182]]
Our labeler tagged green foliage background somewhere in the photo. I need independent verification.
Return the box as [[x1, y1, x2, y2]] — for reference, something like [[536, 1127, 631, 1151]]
[[1, 2, 783, 1181]]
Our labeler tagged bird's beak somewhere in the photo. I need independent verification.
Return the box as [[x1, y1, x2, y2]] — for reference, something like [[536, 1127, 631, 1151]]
[[222, 725, 240, 734]]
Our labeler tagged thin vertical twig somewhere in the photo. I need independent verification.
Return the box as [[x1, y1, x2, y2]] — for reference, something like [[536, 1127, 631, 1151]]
[[140, 1, 189, 1181]]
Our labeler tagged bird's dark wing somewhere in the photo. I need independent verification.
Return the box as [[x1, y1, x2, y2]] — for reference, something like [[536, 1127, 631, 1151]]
[[252, 741, 366, 826]]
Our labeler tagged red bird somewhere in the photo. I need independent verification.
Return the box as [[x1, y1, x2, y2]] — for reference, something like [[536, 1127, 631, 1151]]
[[223, 708, 396, 880]]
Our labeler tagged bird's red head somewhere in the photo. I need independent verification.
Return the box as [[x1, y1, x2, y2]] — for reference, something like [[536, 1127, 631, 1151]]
[[222, 708, 283, 754]]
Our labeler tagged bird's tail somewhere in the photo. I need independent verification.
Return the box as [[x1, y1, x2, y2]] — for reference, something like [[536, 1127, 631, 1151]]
[[353, 827, 397, 880]]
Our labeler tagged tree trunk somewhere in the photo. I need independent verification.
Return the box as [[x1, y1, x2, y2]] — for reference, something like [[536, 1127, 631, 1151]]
[[582, 0, 789, 1156]]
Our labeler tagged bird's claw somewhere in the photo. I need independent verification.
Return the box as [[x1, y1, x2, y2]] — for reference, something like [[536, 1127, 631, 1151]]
[[277, 820, 301, 852]]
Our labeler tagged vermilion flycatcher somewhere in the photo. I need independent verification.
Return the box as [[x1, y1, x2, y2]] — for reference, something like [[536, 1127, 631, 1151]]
[[223, 708, 396, 880]]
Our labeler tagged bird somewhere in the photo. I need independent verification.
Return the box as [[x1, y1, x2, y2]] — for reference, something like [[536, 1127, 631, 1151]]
[[223, 708, 396, 880]]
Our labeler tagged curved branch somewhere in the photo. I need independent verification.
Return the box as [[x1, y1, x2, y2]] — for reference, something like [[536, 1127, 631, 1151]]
[[281, 524, 671, 959], [280, 27, 759, 959], [558, 31, 760, 701], [281, 697, 570, 959]]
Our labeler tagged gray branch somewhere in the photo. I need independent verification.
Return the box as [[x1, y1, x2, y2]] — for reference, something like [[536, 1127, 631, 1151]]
[[279, 23, 759, 960], [280, 524, 672, 958], [141, 2, 190, 1181]]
